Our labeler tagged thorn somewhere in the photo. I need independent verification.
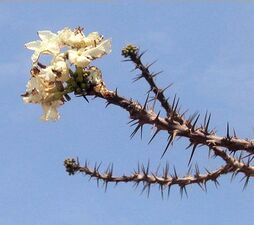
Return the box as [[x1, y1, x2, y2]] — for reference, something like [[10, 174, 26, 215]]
[[138, 50, 147, 60], [64, 94, 71, 101], [160, 184, 164, 199], [105, 101, 112, 108], [146, 184, 151, 197], [195, 164, 200, 175], [230, 172, 237, 182], [226, 122, 230, 139], [83, 95, 89, 103], [140, 124, 143, 140], [197, 182, 205, 191], [173, 166, 178, 179], [187, 165, 192, 175], [96, 162, 102, 171], [213, 179, 220, 189], [203, 181, 207, 192], [173, 98, 180, 114], [146, 60, 157, 69], [171, 94, 177, 110], [132, 74, 143, 83], [161, 83, 173, 94], [180, 186, 188, 198], [130, 66, 138, 72], [93, 162, 98, 172], [188, 112, 198, 124], [188, 144, 198, 166], [205, 113, 211, 133], [84, 160, 88, 168], [148, 129, 160, 144], [243, 176, 250, 190], [151, 71, 163, 78], [130, 124, 141, 139], [146, 88, 153, 95], [185, 141, 193, 150], [141, 163, 146, 174], [130, 120, 140, 127], [155, 163, 161, 176], [192, 114, 200, 132], [121, 59, 132, 62], [180, 109, 189, 118], [161, 131, 177, 159], [233, 128, 237, 138], [143, 93, 150, 110], [104, 181, 108, 192], [203, 111, 208, 126], [127, 119, 137, 125], [167, 184, 172, 198], [183, 186, 188, 198], [146, 160, 150, 175], [163, 162, 169, 179], [109, 164, 114, 177], [154, 111, 161, 121]]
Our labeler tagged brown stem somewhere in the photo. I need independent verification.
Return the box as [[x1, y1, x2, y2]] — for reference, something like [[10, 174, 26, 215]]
[[90, 84, 254, 156]]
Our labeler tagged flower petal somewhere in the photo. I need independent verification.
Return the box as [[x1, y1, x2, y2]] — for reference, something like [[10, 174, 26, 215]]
[[38, 30, 58, 41], [25, 41, 42, 50], [83, 39, 111, 59]]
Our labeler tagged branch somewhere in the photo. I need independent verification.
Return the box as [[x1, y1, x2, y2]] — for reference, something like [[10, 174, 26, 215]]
[[122, 45, 174, 118], [64, 158, 239, 195], [212, 146, 254, 178], [89, 84, 254, 156], [64, 45, 254, 193]]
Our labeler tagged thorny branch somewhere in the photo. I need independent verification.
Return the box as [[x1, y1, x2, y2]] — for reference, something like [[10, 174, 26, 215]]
[[65, 45, 254, 195], [64, 158, 234, 197]]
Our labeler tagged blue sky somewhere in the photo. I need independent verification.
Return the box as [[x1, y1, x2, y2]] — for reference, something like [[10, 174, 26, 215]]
[[1, 2, 254, 225]]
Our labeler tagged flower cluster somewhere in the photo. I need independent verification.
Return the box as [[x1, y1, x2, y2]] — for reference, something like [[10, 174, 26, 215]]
[[121, 44, 138, 58], [64, 158, 78, 175], [22, 27, 111, 121]]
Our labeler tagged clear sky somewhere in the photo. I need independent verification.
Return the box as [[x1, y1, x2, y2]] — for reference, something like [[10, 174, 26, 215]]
[[1, 2, 254, 225]]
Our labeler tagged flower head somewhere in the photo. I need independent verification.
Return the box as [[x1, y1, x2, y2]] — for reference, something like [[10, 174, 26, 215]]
[[23, 26, 111, 121]]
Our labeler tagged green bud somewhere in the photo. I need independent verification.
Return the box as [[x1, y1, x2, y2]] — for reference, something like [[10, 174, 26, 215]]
[[80, 83, 88, 90], [66, 78, 78, 89], [76, 73, 84, 83], [121, 44, 138, 57]]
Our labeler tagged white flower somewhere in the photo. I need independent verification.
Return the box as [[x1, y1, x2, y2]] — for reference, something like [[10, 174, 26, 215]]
[[84, 32, 103, 47], [25, 30, 61, 63], [22, 76, 46, 104], [34, 54, 69, 82], [23, 27, 112, 121], [51, 53, 69, 82], [58, 27, 86, 48], [58, 28, 104, 48], [40, 100, 63, 121], [22, 74, 64, 121], [68, 39, 111, 67], [38, 66, 56, 82]]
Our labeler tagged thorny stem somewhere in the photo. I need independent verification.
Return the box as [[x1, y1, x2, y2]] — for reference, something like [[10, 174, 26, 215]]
[[130, 53, 173, 119], [65, 46, 254, 194], [91, 84, 254, 156], [64, 158, 237, 195]]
